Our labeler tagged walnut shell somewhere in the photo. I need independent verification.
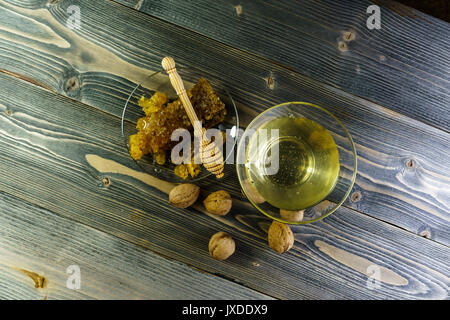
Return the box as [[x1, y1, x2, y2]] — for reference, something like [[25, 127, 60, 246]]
[[209, 232, 235, 260], [268, 221, 294, 254], [242, 179, 265, 204], [203, 190, 232, 216], [169, 183, 200, 208], [280, 209, 304, 222]]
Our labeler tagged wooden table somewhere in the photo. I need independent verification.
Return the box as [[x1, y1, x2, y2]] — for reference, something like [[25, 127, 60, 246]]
[[0, 0, 449, 300]]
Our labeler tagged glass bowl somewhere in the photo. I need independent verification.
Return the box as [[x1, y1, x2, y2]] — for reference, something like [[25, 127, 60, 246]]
[[122, 68, 239, 182], [236, 102, 357, 224]]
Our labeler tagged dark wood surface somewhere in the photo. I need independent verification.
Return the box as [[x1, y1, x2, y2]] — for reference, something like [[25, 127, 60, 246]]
[[0, 192, 273, 300], [116, 0, 450, 131], [0, 0, 449, 299], [1, 0, 448, 244], [0, 71, 449, 299], [395, 0, 450, 22]]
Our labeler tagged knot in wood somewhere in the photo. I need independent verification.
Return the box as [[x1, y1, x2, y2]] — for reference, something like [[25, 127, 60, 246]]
[[420, 230, 431, 239], [62, 69, 81, 97], [338, 41, 348, 52], [406, 159, 415, 169], [265, 73, 274, 89], [418, 226, 432, 239], [234, 5, 243, 16], [102, 177, 111, 187], [351, 191, 362, 202], [343, 31, 355, 42], [65, 76, 79, 92]]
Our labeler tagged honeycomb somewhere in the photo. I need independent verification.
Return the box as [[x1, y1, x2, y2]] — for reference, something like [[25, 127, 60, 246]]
[[129, 78, 226, 161]]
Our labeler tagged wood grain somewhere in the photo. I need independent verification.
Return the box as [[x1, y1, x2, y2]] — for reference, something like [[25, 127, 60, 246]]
[[0, 192, 273, 300], [0, 72, 449, 299], [0, 0, 448, 244], [116, 0, 450, 131]]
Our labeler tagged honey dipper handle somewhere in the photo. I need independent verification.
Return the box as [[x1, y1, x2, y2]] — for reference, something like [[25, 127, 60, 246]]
[[161, 57, 203, 137], [162, 56, 225, 179]]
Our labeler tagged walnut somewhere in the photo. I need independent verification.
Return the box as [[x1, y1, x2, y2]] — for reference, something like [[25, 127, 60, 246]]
[[169, 184, 200, 208], [267, 221, 294, 254], [280, 209, 304, 222], [209, 232, 235, 260], [203, 190, 232, 216], [242, 179, 265, 204]]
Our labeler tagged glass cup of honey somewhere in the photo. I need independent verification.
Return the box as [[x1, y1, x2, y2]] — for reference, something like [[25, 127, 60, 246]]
[[236, 102, 357, 224]]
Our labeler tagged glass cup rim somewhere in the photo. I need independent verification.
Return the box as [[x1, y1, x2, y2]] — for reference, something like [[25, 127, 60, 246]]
[[236, 101, 358, 224]]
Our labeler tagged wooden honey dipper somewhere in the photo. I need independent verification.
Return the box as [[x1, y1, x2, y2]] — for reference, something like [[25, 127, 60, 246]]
[[161, 56, 224, 178]]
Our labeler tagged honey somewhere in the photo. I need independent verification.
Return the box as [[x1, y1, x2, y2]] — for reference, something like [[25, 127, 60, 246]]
[[129, 78, 226, 180]]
